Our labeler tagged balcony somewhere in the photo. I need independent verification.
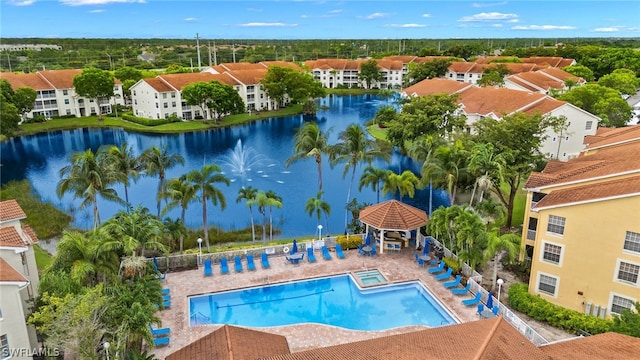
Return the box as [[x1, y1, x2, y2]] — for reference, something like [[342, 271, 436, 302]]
[[527, 230, 537, 241]]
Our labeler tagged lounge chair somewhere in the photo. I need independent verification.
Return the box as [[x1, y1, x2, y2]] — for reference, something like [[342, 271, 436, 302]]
[[451, 283, 471, 295], [163, 294, 171, 302], [358, 244, 365, 256], [161, 288, 170, 295], [234, 256, 243, 272], [203, 259, 213, 276], [477, 303, 485, 316], [435, 268, 453, 281], [307, 247, 317, 263], [462, 292, 482, 306], [220, 258, 230, 274], [443, 275, 462, 289], [335, 244, 346, 259], [492, 306, 500, 317], [246, 254, 256, 271], [321, 246, 332, 260], [428, 261, 446, 274], [153, 337, 170, 347], [261, 253, 271, 269], [149, 325, 170, 337], [162, 299, 171, 308], [414, 253, 424, 266], [370, 244, 377, 256]]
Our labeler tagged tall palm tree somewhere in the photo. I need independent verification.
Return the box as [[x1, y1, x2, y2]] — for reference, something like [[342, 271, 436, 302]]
[[285, 122, 330, 192], [305, 191, 331, 234], [236, 186, 258, 242], [358, 166, 390, 203], [161, 176, 197, 253], [140, 144, 185, 218], [484, 232, 520, 290], [467, 142, 509, 207], [106, 143, 142, 210], [250, 191, 270, 242], [187, 164, 230, 250], [329, 124, 391, 232], [381, 170, 420, 199], [420, 141, 468, 206], [101, 206, 166, 257], [265, 190, 283, 241], [57, 147, 122, 230]]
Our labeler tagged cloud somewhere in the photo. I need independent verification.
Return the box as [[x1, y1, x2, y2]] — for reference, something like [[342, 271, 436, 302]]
[[88, 9, 105, 13], [592, 27, 620, 32], [238, 22, 298, 27], [422, 13, 432, 18], [328, 9, 342, 14], [301, 9, 342, 19], [472, 1, 507, 8], [512, 25, 576, 30], [359, 12, 392, 20], [184, 17, 198, 22], [459, 12, 518, 22], [7, 0, 35, 5], [246, 8, 262, 12], [385, 24, 426, 28], [59, 0, 146, 6]]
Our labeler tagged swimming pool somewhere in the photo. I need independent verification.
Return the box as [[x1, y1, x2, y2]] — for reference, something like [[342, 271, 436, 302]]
[[189, 274, 458, 330], [353, 269, 387, 286]]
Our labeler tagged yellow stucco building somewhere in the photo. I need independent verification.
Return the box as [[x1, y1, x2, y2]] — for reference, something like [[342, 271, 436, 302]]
[[520, 126, 640, 319]]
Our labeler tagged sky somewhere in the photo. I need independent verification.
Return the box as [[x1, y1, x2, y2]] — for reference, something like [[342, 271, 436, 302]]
[[2, 0, 639, 39]]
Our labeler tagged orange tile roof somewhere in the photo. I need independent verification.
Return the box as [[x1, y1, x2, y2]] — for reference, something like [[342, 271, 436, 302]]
[[260, 61, 304, 71], [304, 59, 360, 71], [359, 200, 428, 230], [403, 78, 473, 97], [0, 258, 28, 283], [0, 72, 52, 91], [22, 225, 39, 244], [38, 69, 82, 89], [521, 97, 565, 116], [0, 227, 29, 248], [538, 67, 583, 83], [157, 73, 239, 91], [144, 77, 175, 92], [584, 125, 640, 150], [375, 59, 404, 71], [225, 69, 267, 85], [540, 332, 640, 359], [0, 200, 26, 222], [458, 87, 548, 118], [533, 175, 640, 210], [448, 61, 482, 73], [219, 62, 267, 71], [506, 72, 564, 92], [522, 57, 576, 68], [165, 325, 290, 360]]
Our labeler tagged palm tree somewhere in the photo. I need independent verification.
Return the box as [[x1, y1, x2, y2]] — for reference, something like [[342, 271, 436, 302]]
[[420, 141, 468, 206], [358, 166, 390, 203], [106, 143, 142, 209], [187, 164, 230, 250], [467, 143, 509, 207], [161, 217, 187, 254], [408, 135, 446, 215], [265, 190, 283, 241], [484, 232, 520, 291], [140, 144, 185, 218], [236, 186, 258, 242], [250, 191, 270, 242], [101, 206, 166, 257], [328, 124, 391, 232], [381, 170, 419, 199], [161, 176, 197, 253], [285, 122, 330, 192], [57, 147, 122, 230], [305, 191, 331, 234]]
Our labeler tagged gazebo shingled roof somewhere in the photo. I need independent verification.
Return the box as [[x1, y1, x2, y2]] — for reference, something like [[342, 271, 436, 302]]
[[359, 200, 428, 230]]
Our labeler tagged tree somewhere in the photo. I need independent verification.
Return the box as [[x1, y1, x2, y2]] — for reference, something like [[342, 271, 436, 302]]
[[181, 81, 214, 119], [73, 67, 115, 120], [305, 191, 331, 233], [610, 302, 640, 338], [477, 64, 510, 87], [467, 142, 510, 207], [106, 143, 142, 208], [187, 164, 230, 250], [285, 122, 330, 192], [358, 59, 383, 89], [598, 68, 640, 96], [265, 190, 282, 241], [101, 206, 166, 257], [405, 59, 452, 85], [371, 105, 398, 127], [0, 92, 20, 136], [206, 80, 245, 122], [484, 232, 520, 290], [260, 65, 325, 109], [562, 64, 594, 82], [329, 124, 391, 232], [259, 66, 290, 108], [250, 190, 272, 242], [12, 87, 37, 120], [236, 186, 258, 242], [114, 66, 143, 83], [419, 141, 469, 206], [161, 176, 196, 253], [382, 170, 420, 199], [140, 145, 185, 218], [558, 83, 633, 127], [359, 166, 390, 203], [57, 147, 122, 230]]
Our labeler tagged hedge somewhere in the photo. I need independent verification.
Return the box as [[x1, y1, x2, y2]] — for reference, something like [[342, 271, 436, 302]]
[[507, 283, 612, 335], [121, 113, 181, 127], [336, 235, 362, 250]]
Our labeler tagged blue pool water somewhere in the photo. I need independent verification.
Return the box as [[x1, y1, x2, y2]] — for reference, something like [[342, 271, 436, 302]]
[[189, 274, 458, 330]]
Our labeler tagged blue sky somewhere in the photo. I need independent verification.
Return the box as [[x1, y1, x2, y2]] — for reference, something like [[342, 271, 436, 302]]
[[2, 0, 639, 39]]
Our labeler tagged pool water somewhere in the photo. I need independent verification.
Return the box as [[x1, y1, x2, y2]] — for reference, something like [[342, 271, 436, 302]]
[[354, 269, 387, 285], [189, 274, 457, 330]]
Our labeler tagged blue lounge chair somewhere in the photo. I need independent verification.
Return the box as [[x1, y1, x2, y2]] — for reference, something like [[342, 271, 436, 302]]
[[163, 294, 171, 302], [477, 303, 485, 316], [162, 300, 171, 308], [435, 268, 453, 281], [203, 259, 213, 276], [261, 253, 271, 269], [149, 325, 170, 337], [153, 337, 170, 347], [492, 306, 500, 317], [307, 247, 317, 263], [462, 292, 482, 306], [234, 256, 243, 272], [443, 275, 462, 289], [358, 244, 365, 256], [370, 244, 377, 256], [161, 288, 170, 295], [414, 253, 424, 266], [321, 246, 332, 260], [247, 254, 256, 271], [451, 283, 471, 295], [220, 258, 230, 274], [335, 244, 346, 259], [428, 261, 446, 274]]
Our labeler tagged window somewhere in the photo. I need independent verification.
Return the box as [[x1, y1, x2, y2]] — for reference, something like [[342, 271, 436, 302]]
[[133, 90, 136, 96], [611, 295, 634, 315], [617, 261, 639, 284], [64, 99, 69, 105], [155, 103, 159, 108], [172, 101, 176, 107], [162, 93, 167, 99], [542, 243, 562, 264], [0, 334, 9, 360], [154, 93, 158, 99], [547, 215, 565, 235], [624, 231, 640, 253], [585, 121, 593, 130], [66, 109, 71, 115], [171, 92, 176, 98], [63, 89, 68, 95], [538, 274, 558, 295], [163, 102, 168, 108]]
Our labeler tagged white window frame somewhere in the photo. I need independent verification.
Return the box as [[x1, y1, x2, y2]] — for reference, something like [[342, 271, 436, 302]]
[[614, 259, 640, 286], [540, 241, 564, 266], [0, 334, 9, 360], [609, 293, 636, 315], [546, 215, 566, 236], [623, 231, 640, 255], [536, 272, 559, 297]]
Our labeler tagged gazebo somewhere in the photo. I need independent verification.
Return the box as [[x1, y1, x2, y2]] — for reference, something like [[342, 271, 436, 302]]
[[358, 200, 429, 254]]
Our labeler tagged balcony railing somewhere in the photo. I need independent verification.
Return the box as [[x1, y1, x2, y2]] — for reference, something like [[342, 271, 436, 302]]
[[527, 230, 537, 241]]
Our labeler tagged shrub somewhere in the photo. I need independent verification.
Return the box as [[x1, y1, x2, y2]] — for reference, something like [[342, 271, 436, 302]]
[[336, 234, 362, 250], [121, 113, 180, 126], [442, 256, 461, 274]]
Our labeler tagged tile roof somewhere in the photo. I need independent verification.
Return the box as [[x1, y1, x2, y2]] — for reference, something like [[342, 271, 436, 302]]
[[402, 78, 473, 97], [165, 325, 290, 360], [225, 69, 267, 85], [457, 87, 548, 118], [0, 227, 30, 248], [584, 125, 640, 150], [538, 67, 584, 83], [260, 61, 304, 71], [304, 59, 363, 71], [375, 59, 404, 71], [157, 73, 239, 91], [0, 72, 52, 91], [0, 258, 28, 283], [521, 57, 576, 68], [38, 69, 83, 89], [533, 175, 640, 210], [0, 199, 26, 222], [540, 332, 640, 359], [219, 62, 268, 72], [144, 77, 175, 92], [506, 72, 564, 92], [359, 200, 428, 230], [521, 97, 566, 116], [22, 225, 39, 244]]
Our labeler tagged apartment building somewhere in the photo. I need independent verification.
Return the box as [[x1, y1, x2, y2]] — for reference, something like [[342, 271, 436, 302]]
[[0, 200, 41, 359], [520, 126, 640, 319], [504, 67, 585, 94], [0, 70, 125, 119], [304, 58, 405, 89]]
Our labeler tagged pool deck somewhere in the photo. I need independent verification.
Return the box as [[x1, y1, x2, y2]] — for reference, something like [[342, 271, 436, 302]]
[[153, 247, 481, 358]]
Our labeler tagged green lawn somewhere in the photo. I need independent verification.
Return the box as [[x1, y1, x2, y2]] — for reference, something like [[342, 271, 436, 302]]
[[33, 244, 53, 271], [499, 181, 527, 228], [367, 124, 388, 140]]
